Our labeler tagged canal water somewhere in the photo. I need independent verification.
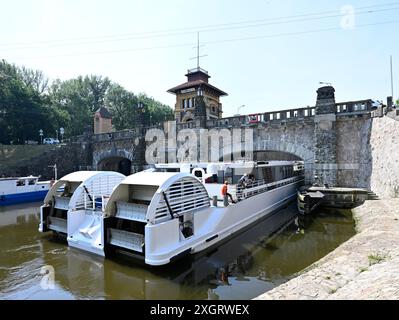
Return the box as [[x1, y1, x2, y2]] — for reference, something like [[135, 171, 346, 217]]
[[0, 202, 355, 300]]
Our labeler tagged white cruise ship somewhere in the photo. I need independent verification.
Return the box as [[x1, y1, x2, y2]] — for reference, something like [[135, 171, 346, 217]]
[[39, 161, 304, 265]]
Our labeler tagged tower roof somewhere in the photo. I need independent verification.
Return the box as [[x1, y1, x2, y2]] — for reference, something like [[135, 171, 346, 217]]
[[167, 68, 227, 96], [167, 80, 228, 96], [95, 107, 112, 119]]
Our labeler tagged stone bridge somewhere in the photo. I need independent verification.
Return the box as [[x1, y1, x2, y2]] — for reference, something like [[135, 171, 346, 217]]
[[75, 86, 388, 189]]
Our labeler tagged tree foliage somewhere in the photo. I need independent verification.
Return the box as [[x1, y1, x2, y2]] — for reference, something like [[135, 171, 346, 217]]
[[0, 60, 54, 144], [18, 66, 49, 94], [0, 59, 173, 144], [105, 83, 138, 130]]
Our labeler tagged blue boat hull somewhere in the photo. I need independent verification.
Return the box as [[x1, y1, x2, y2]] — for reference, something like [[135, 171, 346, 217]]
[[0, 190, 48, 206]]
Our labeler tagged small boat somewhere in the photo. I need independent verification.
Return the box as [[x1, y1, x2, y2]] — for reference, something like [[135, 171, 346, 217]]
[[39, 161, 305, 265], [0, 175, 50, 206]]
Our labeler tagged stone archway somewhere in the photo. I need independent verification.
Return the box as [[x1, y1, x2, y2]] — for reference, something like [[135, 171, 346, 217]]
[[255, 139, 314, 184], [98, 157, 132, 176], [255, 140, 313, 163], [94, 149, 134, 176]]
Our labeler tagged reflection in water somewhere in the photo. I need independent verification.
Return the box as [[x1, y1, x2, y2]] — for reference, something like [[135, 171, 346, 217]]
[[0, 202, 355, 300]]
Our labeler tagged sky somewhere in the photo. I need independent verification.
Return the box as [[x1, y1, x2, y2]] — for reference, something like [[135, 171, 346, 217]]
[[1, 0, 398, 116]]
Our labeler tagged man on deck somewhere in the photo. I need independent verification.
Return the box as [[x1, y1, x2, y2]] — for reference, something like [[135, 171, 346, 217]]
[[238, 173, 250, 188], [221, 181, 236, 204]]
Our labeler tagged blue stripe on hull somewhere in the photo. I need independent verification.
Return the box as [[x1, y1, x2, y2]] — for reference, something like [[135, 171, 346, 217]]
[[0, 190, 48, 206]]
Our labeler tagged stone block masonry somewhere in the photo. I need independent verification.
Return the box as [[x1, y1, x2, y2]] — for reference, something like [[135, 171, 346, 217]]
[[0, 143, 91, 180], [369, 116, 399, 198], [255, 199, 399, 300], [2, 86, 395, 194]]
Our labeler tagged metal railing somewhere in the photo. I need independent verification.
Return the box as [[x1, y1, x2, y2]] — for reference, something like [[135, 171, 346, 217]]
[[236, 176, 304, 200], [76, 193, 110, 212]]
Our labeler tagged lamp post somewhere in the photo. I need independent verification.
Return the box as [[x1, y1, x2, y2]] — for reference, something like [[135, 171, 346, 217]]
[[59, 127, 64, 143], [235, 105, 245, 116], [48, 164, 57, 180], [39, 129, 43, 144]]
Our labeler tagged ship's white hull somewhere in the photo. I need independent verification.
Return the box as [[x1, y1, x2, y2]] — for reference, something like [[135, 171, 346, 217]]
[[144, 179, 303, 265]]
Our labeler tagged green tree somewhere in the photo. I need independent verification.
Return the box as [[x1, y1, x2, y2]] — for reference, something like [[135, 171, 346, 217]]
[[48, 78, 92, 137], [18, 66, 49, 95], [105, 83, 138, 130], [1, 59, 173, 141], [137, 92, 174, 126], [0, 60, 52, 144], [84, 75, 111, 112], [48, 75, 111, 136]]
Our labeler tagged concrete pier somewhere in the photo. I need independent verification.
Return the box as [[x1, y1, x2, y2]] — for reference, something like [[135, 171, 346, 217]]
[[255, 198, 399, 300], [297, 186, 370, 214]]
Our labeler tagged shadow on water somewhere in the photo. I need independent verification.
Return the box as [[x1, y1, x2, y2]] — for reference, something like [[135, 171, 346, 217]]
[[0, 202, 355, 300]]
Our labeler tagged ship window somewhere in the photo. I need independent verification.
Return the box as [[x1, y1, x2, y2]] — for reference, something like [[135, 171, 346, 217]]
[[16, 180, 25, 187], [193, 170, 202, 178], [28, 179, 36, 185]]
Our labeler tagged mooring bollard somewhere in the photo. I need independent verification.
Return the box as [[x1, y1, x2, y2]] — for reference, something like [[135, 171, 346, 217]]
[[212, 196, 218, 207], [223, 195, 229, 207]]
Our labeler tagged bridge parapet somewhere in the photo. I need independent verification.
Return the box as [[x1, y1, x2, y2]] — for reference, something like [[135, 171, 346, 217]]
[[335, 99, 373, 115], [202, 106, 317, 129], [91, 129, 141, 142], [85, 99, 376, 139]]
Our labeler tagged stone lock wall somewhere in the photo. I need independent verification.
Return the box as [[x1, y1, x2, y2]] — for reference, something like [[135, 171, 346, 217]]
[[369, 115, 399, 198], [336, 116, 373, 188], [0, 142, 91, 180]]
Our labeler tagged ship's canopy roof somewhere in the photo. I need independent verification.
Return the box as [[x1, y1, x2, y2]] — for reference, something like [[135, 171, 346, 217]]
[[43, 171, 126, 205], [58, 171, 104, 182], [120, 171, 191, 187]]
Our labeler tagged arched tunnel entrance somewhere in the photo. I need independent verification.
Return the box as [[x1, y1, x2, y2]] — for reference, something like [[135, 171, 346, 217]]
[[98, 157, 132, 176]]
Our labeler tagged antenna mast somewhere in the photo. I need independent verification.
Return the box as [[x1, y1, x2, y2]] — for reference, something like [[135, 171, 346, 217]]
[[191, 32, 207, 69], [390, 55, 394, 99], [197, 32, 200, 69]]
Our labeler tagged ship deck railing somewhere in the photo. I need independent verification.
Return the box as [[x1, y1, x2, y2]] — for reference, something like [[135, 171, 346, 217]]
[[236, 176, 304, 200], [75, 194, 110, 212]]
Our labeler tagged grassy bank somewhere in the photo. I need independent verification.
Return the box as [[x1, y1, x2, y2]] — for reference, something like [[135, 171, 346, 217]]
[[0, 145, 55, 174]]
